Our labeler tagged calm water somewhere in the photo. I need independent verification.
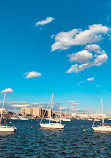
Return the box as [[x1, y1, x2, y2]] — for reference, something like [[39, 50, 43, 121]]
[[0, 119, 111, 158]]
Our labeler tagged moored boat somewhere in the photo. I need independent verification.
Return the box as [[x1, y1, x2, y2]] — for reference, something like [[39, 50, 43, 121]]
[[62, 118, 71, 122], [40, 94, 65, 129], [0, 88, 17, 132], [92, 98, 111, 132], [0, 125, 17, 132], [40, 122, 64, 129]]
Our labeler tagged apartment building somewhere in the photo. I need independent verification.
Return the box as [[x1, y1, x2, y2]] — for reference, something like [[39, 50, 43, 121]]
[[21, 107, 52, 118]]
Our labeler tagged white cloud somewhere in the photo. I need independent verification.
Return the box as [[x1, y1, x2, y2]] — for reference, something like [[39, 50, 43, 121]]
[[85, 44, 106, 55], [95, 54, 108, 66], [0, 101, 64, 111], [87, 77, 94, 81], [95, 49, 106, 54], [51, 29, 80, 51], [1, 88, 14, 93], [0, 101, 31, 108], [70, 108, 81, 111], [66, 62, 93, 73], [67, 100, 79, 105], [66, 53, 108, 73], [25, 71, 41, 79], [36, 17, 55, 26], [66, 47, 108, 73], [85, 44, 101, 51], [68, 50, 92, 63], [77, 81, 85, 86], [51, 24, 109, 51], [11, 104, 32, 108]]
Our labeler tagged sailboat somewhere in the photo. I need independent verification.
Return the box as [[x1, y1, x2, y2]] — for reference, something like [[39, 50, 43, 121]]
[[61, 107, 71, 122], [40, 94, 65, 129], [92, 98, 111, 132], [0, 88, 17, 132], [19, 116, 29, 120]]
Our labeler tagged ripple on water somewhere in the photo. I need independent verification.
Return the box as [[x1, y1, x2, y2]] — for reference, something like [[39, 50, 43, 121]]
[[0, 119, 111, 157]]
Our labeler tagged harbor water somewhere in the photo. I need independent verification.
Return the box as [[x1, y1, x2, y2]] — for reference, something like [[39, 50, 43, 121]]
[[0, 119, 111, 158]]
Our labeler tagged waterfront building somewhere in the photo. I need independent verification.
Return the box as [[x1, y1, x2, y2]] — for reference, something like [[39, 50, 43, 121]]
[[71, 113, 107, 119], [0, 108, 8, 115], [21, 107, 52, 118]]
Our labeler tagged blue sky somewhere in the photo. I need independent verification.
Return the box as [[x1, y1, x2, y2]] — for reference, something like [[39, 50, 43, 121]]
[[0, 0, 111, 113]]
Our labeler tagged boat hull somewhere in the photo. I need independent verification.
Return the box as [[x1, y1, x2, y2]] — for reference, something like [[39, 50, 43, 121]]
[[11, 117, 19, 120], [40, 123, 64, 129], [62, 118, 71, 122], [19, 117, 29, 120], [0, 126, 17, 132], [92, 126, 111, 132]]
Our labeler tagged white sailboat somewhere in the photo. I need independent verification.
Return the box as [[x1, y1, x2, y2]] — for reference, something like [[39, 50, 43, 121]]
[[92, 98, 111, 132], [61, 107, 71, 122], [0, 88, 17, 132], [94, 119, 101, 122], [19, 116, 29, 120], [10, 116, 19, 120], [62, 118, 71, 121], [40, 94, 65, 129]]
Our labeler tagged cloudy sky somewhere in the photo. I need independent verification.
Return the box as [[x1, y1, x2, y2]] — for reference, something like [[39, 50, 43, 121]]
[[0, 0, 111, 113]]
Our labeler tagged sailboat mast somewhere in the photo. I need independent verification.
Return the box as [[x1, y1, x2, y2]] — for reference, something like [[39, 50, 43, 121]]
[[49, 93, 53, 124], [51, 93, 53, 109], [60, 107, 61, 124], [1, 93, 6, 124], [101, 98, 104, 126], [65, 107, 66, 119]]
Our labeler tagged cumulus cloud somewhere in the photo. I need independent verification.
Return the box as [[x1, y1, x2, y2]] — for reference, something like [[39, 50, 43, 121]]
[[25, 71, 41, 79], [51, 29, 80, 51], [85, 44, 101, 51], [36, 17, 55, 26], [1, 88, 14, 93], [87, 77, 94, 81], [95, 54, 108, 66], [66, 46, 108, 73], [66, 62, 94, 73], [85, 44, 106, 54], [51, 24, 109, 51], [68, 50, 92, 63]]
